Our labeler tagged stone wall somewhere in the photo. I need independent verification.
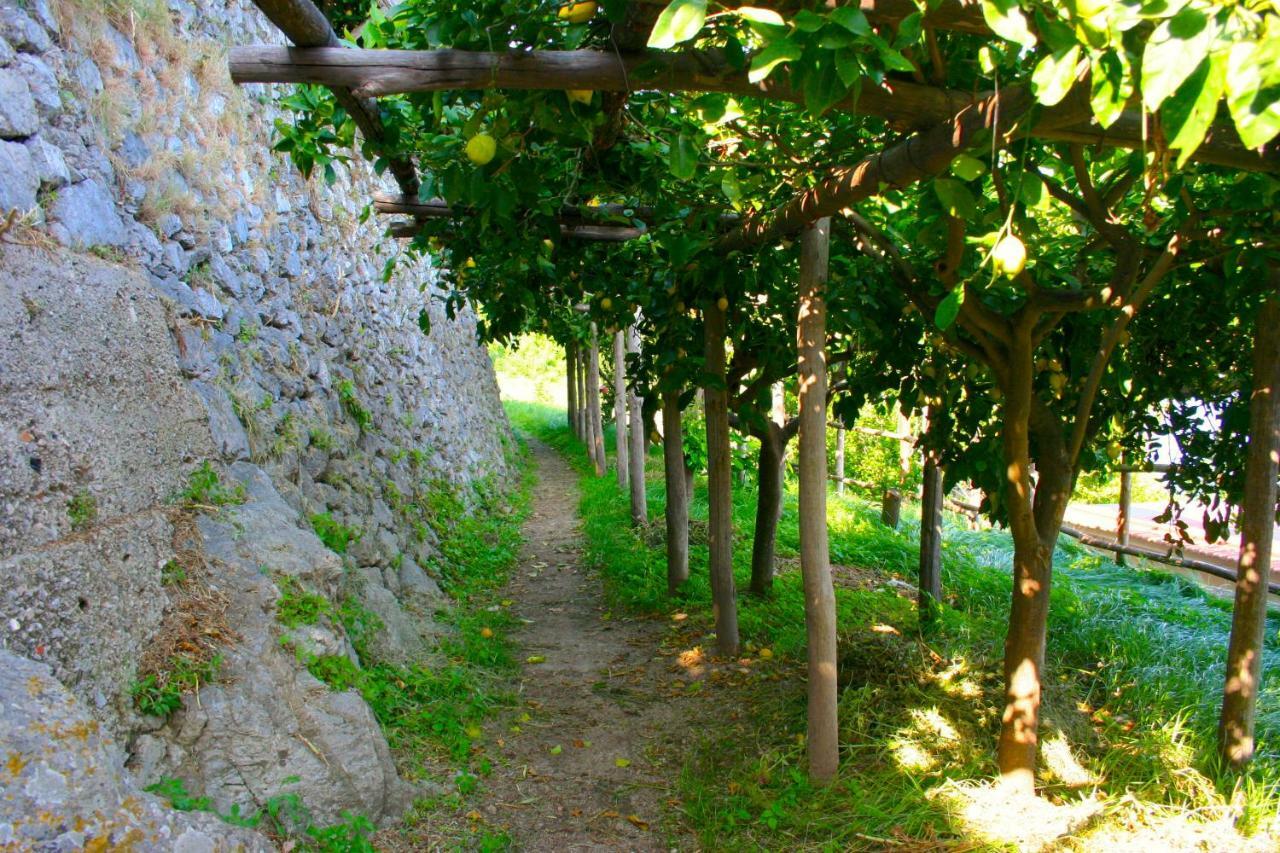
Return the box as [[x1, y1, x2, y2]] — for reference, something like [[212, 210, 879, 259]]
[[0, 0, 511, 840]]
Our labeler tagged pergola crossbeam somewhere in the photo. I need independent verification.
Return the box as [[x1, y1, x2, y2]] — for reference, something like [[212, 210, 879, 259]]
[[228, 45, 1276, 173], [387, 220, 646, 243]]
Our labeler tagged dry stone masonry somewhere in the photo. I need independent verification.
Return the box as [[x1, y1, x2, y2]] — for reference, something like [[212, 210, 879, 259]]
[[0, 0, 511, 844]]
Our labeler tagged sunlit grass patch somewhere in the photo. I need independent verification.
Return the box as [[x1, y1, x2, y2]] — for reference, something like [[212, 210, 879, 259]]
[[505, 397, 1280, 848]]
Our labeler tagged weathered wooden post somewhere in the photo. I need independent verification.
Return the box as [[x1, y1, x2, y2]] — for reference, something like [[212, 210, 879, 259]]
[[1219, 293, 1280, 768], [567, 344, 579, 437], [1116, 468, 1132, 567], [835, 425, 846, 496], [662, 390, 689, 594], [881, 489, 902, 529], [797, 217, 838, 784], [703, 299, 740, 657], [626, 324, 647, 525], [587, 323, 607, 476], [613, 330, 628, 488], [918, 410, 944, 626]]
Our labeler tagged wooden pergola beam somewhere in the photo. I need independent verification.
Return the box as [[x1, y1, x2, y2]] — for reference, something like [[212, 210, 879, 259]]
[[228, 45, 1277, 173], [230, 45, 973, 134], [247, 0, 421, 199], [387, 220, 646, 242], [372, 192, 653, 223]]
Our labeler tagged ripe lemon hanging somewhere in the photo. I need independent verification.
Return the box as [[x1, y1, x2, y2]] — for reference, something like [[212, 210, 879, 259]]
[[566, 89, 593, 105], [716, 296, 729, 312], [465, 133, 497, 166], [558, 1, 596, 24], [991, 234, 1027, 278], [600, 297, 613, 310]]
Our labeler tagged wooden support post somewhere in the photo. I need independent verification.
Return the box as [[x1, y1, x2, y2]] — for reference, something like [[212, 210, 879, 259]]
[[897, 410, 913, 484], [835, 426, 846, 496], [587, 324, 606, 476], [613, 330, 628, 489], [1116, 468, 1132, 568], [575, 342, 587, 440], [919, 414, 944, 627], [881, 489, 902, 529], [626, 324, 647, 526], [566, 344, 578, 437], [797, 217, 839, 784], [703, 300, 740, 657], [662, 390, 690, 594], [1219, 293, 1280, 768]]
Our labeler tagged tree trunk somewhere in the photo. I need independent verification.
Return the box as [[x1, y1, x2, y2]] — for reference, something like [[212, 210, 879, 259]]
[[703, 300, 740, 657], [627, 325, 647, 525], [797, 217, 839, 784], [1219, 294, 1280, 768], [613, 330, 629, 488], [567, 344, 579, 438], [835, 426, 846, 496], [995, 328, 1072, 794], [662, 390, 690, 594], [750, 427, 785, 596], [587, 324, 606, 476]]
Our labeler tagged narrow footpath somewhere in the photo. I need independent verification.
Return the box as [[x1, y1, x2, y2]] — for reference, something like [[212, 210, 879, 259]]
[[473, 440, 693, 850]]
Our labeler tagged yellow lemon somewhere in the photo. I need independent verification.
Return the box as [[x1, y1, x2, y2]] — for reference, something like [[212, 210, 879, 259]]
[[557, 1, 596, 24], [991, 234, 1027, 278], [566, 89, 593, 105], [600, 297, 613, 311], [465, 133, 497, 166], [716, 296, 729, 312], [480, 627, 494, 638]]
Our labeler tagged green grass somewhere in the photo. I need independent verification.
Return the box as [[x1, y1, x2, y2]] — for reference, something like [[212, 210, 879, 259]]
[[299, 443, 534, 788], [506, 398, 1280, 849]]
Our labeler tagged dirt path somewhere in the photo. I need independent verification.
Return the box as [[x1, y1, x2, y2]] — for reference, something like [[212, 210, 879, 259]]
[[474, 440, 691, 851]]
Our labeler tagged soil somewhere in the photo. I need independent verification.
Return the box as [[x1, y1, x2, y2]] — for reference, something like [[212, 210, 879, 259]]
[[475, 439, 691, 850]]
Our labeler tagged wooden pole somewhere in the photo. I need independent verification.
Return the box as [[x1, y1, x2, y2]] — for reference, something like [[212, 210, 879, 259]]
[[835, 426, 846, 496], [1219, 293, 1280, 768], [626, 324, 647, 526], [575, 341, 587, 439], [797, 217, 839, 784], [1116, 468, 1132, 568], [587, 324, 606, 476], [918, 409, 944, 627], [703, 300, 740, 657], [227, 46, 1273, 173], [567, 343, 578, 437], [662, 390, 690, 594], [613, 330, 629, 489], [244, 1, 421, 199]]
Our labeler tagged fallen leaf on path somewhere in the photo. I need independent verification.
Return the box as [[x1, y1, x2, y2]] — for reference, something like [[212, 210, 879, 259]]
[[500, 599, 514, 607], [549, 745, 562, 755], [759, 648, 773, 659], [626, 814, 649, 830], [671, 612, 688, 621], [466, 810, 482, 821], [615, 758, 631, 768], [526, 655, 546, 664], [573, 739, 590, 748]]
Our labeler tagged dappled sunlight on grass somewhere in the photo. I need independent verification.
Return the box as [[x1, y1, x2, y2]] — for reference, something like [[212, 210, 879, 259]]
[[506, 398, 1280, 849]]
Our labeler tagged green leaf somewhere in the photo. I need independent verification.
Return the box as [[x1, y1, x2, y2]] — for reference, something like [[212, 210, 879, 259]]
[[1031, 45, 1081, 106], [793, 10, 826, 32], [981, 0, 1036, 49], [732, 7, 784, 26], [934, 178, 977, 219], [835, 49, 862, 88], [804, 60, 845, 116], [1162, 52, 1226, 168], [1141, 6, 1217, 112], [669, 133, 698, 180], [828, 7, 870, 35], [935, 287, 964, 330], [647, 0, 707, 50], [1226, 38, 1280, 150], [1089, 49, 1133, 129], [417, 309, 431, 335], [748, 38, 802, 83]]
